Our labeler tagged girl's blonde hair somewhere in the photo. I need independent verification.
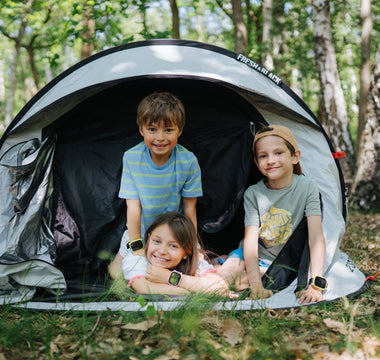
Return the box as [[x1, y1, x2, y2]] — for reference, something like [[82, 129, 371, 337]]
[[144, 212, 199, 276]]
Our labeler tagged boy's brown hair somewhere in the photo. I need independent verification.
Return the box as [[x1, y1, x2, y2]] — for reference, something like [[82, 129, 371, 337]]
[[136, 92, 186, 130]]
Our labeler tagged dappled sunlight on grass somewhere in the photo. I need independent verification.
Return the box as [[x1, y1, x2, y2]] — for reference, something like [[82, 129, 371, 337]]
[[0, 214, 379, 359]]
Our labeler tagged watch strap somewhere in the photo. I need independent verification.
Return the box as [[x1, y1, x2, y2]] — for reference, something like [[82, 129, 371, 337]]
[[127, 238, 144, 252]]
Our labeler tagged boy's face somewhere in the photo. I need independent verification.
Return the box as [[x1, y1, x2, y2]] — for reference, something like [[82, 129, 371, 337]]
[[139, 120, 182, 166], [254, 135, 300, 183]]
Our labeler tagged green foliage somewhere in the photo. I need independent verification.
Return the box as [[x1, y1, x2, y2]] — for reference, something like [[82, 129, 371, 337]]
[[1, 0, 379, 128]]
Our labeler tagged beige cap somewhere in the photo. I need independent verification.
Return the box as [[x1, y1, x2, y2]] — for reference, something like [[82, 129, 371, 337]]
[[253, 125, 303, 175]]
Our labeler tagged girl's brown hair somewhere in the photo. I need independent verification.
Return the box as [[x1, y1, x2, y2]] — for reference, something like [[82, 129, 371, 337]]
[[144, 212, 199, 276]]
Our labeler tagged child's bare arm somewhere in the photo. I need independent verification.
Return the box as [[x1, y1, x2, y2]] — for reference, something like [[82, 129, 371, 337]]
[[145, 265, 230, 295], [244, 225, 273, 299], [108, 199, 142, 279], [125, 199, 145, 256], [298, 215, 326, 304], [126, 199, 142, 241], [182, 197, 197, 232], [108, 253, 123, 279], [131, 276, 190, 295]]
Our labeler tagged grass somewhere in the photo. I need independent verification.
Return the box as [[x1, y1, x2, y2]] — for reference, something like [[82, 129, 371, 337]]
[[0, 214, 379, 360]]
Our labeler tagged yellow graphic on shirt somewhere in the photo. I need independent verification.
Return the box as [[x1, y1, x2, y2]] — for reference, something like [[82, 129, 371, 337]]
[[260, 206, 293, 247]]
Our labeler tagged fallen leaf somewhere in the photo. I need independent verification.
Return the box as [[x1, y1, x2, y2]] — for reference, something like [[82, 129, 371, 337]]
[[362, 336, 380, 356], [121, 318, 158, 331], [323, 318, 347, 335], [222, 318, 243, 346]]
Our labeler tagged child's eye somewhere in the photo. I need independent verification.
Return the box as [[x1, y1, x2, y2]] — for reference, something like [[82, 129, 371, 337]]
[[152, 238, 160, 244], [148, 127, 156, 132], [165, 128, 174, 133], [170, 243, 179, 249]]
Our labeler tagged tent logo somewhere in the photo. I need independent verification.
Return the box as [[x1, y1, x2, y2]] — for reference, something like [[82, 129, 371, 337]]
[[236, 54, 282, 86]]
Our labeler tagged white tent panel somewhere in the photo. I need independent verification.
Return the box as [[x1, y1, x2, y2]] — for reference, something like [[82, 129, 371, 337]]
[[11, 43, 317, 135]]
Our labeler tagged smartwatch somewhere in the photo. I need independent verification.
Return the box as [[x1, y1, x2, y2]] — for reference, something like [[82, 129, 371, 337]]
[[168, 270, 182, 287], [308, 276, 328, 290], [127, 238, 144, 252]]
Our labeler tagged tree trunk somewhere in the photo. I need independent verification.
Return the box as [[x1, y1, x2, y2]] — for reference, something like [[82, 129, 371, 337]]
[[231, 0, 248, 54], [312, 0, 355, 183], [350, 46, 380, 212], [0, 60, 5, 103], [169, 0, 180, 39], [4, 12, 28, 127], [26, 43, 39, 95], [356, 0, 372, 154], [262, 0, 273, 70], [80, 5, 95, 60]]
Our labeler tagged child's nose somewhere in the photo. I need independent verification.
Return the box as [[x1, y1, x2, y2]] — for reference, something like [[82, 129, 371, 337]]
[[157, 245, 168, 254], [156, 129, 165, 140], [268, 154, 275, 163]]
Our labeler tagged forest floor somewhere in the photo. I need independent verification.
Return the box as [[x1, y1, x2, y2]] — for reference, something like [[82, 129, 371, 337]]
[[0, 214, 379, 360]]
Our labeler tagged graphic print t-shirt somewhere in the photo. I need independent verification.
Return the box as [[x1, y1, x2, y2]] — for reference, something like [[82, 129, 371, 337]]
[[243, 174, 321, 261]]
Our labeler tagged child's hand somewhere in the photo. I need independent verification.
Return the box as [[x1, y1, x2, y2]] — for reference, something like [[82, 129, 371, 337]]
[[145, 265, 171, 284], [297, 286, 323, 304], [249, 286, 273, 300]]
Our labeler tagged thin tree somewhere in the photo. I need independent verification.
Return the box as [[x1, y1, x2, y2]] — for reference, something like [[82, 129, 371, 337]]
[[350, 46, 380, 211], [356, 0, 372, 154], [80, 5, 96, 60], [215, 0, 247, 54], [231, 0, 248, 54], [262, 0, 273, 70], [312, 0, 355, 183], [1, 0, 33, 127], [169, 0, 180, 39]]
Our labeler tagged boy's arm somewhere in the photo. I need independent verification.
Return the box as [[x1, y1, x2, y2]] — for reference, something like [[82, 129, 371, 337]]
[[298, 215, 326, 304], [182, 197, 197, 231], [244, 225, 273, 299], [126, 198, 142, 241], [126, 198, 145, 256]]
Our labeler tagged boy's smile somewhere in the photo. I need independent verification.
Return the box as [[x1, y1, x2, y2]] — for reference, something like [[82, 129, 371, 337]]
[[139, 120, 182, 166]]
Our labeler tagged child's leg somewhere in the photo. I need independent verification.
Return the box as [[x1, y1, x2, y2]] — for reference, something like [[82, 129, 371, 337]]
[[108, 229, 129, 279], [216, 256, 246, 286], [108, 252, 124, 279]]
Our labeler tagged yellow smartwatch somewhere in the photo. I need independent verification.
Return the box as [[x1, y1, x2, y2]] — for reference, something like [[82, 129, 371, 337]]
[[127, 238, 144, 252], [308, 276, 328, 290]]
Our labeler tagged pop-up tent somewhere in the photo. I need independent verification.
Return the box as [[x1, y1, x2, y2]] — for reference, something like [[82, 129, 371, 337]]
[[0, 39, 367, 310]]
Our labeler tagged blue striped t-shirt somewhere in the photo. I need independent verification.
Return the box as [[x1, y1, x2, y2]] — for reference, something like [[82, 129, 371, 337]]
[[119, 142, 203, 235]]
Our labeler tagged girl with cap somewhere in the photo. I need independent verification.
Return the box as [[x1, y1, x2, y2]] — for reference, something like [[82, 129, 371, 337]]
[[217, 125, 326, 304]]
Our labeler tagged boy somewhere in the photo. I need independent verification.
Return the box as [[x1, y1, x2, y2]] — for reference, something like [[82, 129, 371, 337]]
[[217, 125, 327, 304], [109, 92, 203, 279]]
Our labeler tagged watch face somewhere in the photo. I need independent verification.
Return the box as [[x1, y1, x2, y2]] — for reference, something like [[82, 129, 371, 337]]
[[314, 276, 327, 289], [168, 271, 182, 286], [129, 239, 144, 252]]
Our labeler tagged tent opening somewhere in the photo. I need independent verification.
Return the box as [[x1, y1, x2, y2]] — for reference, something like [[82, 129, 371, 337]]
[[48, 77, 266, 283]]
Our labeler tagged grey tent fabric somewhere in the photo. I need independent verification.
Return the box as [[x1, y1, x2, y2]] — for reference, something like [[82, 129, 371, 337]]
[[0, 136, 66, 303]]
